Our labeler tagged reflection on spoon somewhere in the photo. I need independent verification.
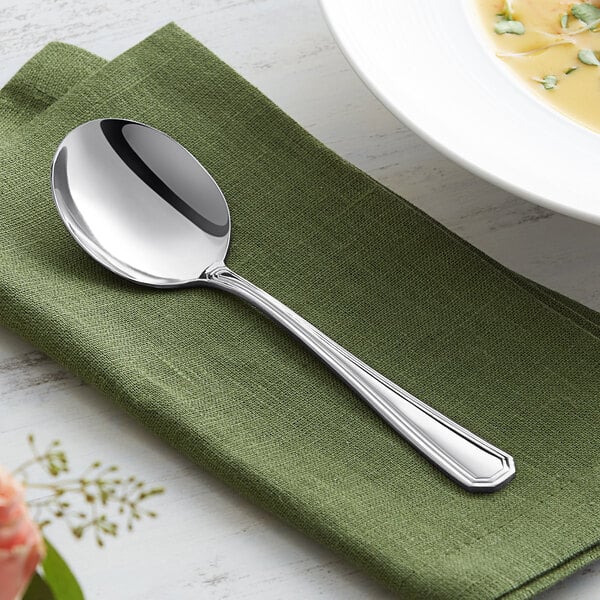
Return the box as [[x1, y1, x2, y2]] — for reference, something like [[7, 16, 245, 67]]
[[51, 119, 515, 492]]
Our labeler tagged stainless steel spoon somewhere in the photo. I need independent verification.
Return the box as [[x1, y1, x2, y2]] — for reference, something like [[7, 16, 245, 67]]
[[51, 118, 515, 492]]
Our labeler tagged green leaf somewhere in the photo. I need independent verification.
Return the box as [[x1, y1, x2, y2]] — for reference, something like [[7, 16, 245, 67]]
[[571, 2, 600, 26], [560, 13, 569, 28], [565, 66, 578, 74], [495, 0, 525, 33], [494, 20, 525, 35], [40, 538, 85, 600], [578, 48, 600, 65], [541, 75, 558, 90], [23, 573, 56, 600]]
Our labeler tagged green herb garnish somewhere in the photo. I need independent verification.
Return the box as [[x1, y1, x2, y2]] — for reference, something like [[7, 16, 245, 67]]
[[539, 75, 558, 90], [565, 66, 578, 74], [571, 3, 600, 29], [578, 48, 600, 65], [495, 19, 526, 35], [560, 13, 569, 28], [495, 0, 525, 35]]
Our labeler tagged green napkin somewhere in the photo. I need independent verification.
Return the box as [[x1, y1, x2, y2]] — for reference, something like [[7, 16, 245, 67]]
[[1, 24, 600, 600]]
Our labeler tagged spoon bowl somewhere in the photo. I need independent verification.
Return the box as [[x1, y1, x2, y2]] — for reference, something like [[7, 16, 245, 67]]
[[52, 119, 230, 286], [51, 118, 515, 492]]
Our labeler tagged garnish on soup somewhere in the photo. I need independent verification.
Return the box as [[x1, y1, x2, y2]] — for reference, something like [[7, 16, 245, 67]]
[[476, 1, 600, 132]]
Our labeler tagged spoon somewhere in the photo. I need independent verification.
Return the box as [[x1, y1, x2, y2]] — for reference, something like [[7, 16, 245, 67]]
[[51, 118, 515, 492]]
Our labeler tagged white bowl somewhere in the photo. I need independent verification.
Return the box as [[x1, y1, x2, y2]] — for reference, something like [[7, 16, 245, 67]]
[[320, 0, 600, 225]]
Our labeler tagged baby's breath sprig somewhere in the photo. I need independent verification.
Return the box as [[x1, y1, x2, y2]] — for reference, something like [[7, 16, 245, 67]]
[[12, 435, 164, 547], [12, 434, 69, 478]]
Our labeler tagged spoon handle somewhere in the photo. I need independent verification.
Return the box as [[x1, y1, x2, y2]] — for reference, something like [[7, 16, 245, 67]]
[[205, 264, 515, 492]]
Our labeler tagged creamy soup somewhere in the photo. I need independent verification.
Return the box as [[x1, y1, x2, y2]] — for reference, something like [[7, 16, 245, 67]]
[[475, 0, 600, 133]]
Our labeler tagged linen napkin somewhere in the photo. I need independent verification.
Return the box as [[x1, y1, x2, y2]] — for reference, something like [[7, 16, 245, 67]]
[[1, 24, 600, 600]]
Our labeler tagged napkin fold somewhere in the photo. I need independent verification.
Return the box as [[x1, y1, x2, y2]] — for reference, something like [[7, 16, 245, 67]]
[[1, 24, 600, 600]]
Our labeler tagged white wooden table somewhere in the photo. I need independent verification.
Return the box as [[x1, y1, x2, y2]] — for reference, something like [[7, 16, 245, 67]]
[[1, 1, 599, 598]]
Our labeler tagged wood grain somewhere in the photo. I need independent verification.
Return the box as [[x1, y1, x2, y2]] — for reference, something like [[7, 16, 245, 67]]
[[0, 0, 598, 597]]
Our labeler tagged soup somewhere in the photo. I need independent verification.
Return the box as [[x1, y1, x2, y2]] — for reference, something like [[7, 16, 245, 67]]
[[475, 1, 600, 133]]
